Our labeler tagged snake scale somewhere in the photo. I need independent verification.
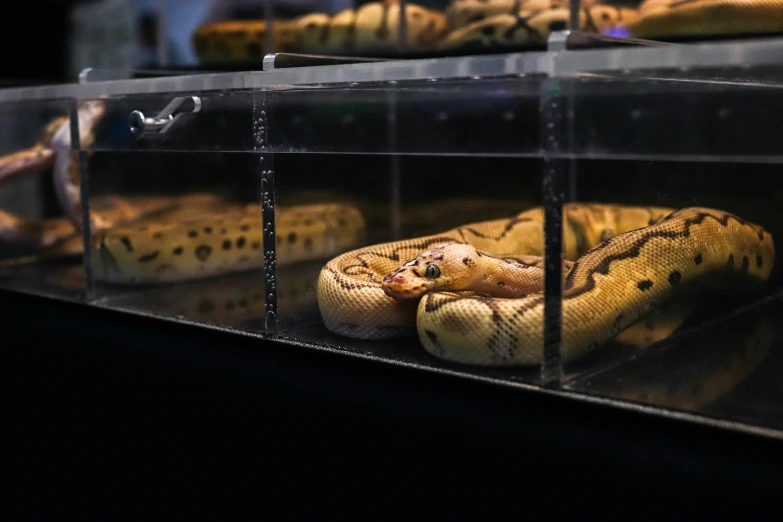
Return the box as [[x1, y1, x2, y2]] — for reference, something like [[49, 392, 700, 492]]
[[318, 203, 775, 366], [193, 0, 783, 62]]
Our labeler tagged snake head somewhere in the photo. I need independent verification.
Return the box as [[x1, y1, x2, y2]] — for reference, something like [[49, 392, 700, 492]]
[[381, 243, 478, 300]]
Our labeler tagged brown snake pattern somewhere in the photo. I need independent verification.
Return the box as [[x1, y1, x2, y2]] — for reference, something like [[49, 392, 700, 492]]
[[193, 0, 783, 63], [317, 204, 775, 366]]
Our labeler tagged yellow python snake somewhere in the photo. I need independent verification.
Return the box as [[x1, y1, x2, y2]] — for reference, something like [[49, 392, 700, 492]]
[[0, 104, 367, 285], [317, 203, 775, 366], [192, 0, 783, 62]]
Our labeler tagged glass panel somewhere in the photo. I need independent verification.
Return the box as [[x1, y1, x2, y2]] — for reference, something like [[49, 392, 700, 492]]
[[556, 72, 783, 432], [0, 99, 86, 300], [265, 77, 551, 384], [86, 91, 255, 153], [266, 77, 543, 155], [80, 92, 268, 331]]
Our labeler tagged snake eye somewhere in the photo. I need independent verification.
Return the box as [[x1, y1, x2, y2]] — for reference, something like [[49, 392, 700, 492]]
[[425, 264, 441, 279]]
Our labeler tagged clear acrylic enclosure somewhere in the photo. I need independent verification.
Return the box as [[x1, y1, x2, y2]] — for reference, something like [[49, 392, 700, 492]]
[[0, 98, 87, 300], [0, 30, 781, 437]]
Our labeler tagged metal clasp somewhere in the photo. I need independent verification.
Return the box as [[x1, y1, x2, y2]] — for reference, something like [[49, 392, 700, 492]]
[[128, 96, 202, 139]]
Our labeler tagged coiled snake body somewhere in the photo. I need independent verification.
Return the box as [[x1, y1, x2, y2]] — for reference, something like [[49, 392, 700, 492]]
[[318, 204, 775, 366], [193, 0, 783, 63]]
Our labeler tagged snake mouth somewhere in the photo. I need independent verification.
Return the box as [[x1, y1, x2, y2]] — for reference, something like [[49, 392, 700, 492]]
[[382, 282, 430, 300], [381, 273, 433, 300]]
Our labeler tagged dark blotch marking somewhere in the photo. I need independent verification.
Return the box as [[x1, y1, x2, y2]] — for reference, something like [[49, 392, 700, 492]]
[[757, 255, 763, 268], [137, 251, 160, 263], [196, 245, 212, 261], [304, 237, 313, 250], [237, 237, 246, 248], [153, 232, 163, 239], [198, 299, 215, 314], [549, 21, 566, 32], [741, 256, 749, 273], [240, 225, 250, 232], [121, 237, 133, 252], [424, 329, 445, 356], [694, 253, 703, 265], [204, 226, 212, 234], [188, 230, 198, 238], [668, 271, 682, 287], [442, 312, 471, 335], [252, 242, 260, 250], [173, 247, 184, 255], [222, 239, 232, 250], [637, 280, 653, 291], [727, 254, 735, 269], [287, 232, 297, 244], [613, 314, 624, 328], [564, 211, 758, 299]]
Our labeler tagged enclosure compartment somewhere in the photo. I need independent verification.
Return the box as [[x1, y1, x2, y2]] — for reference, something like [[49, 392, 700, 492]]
[[265, 76, 549, 383], [75, 90, 273, 333], [548, 54, 783, 433]]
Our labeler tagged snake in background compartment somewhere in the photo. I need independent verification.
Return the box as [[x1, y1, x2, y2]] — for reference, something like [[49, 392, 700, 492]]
[[0, 101, 367, 283], [318, 204, 776, 367], [192, 0, 783, 63]]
